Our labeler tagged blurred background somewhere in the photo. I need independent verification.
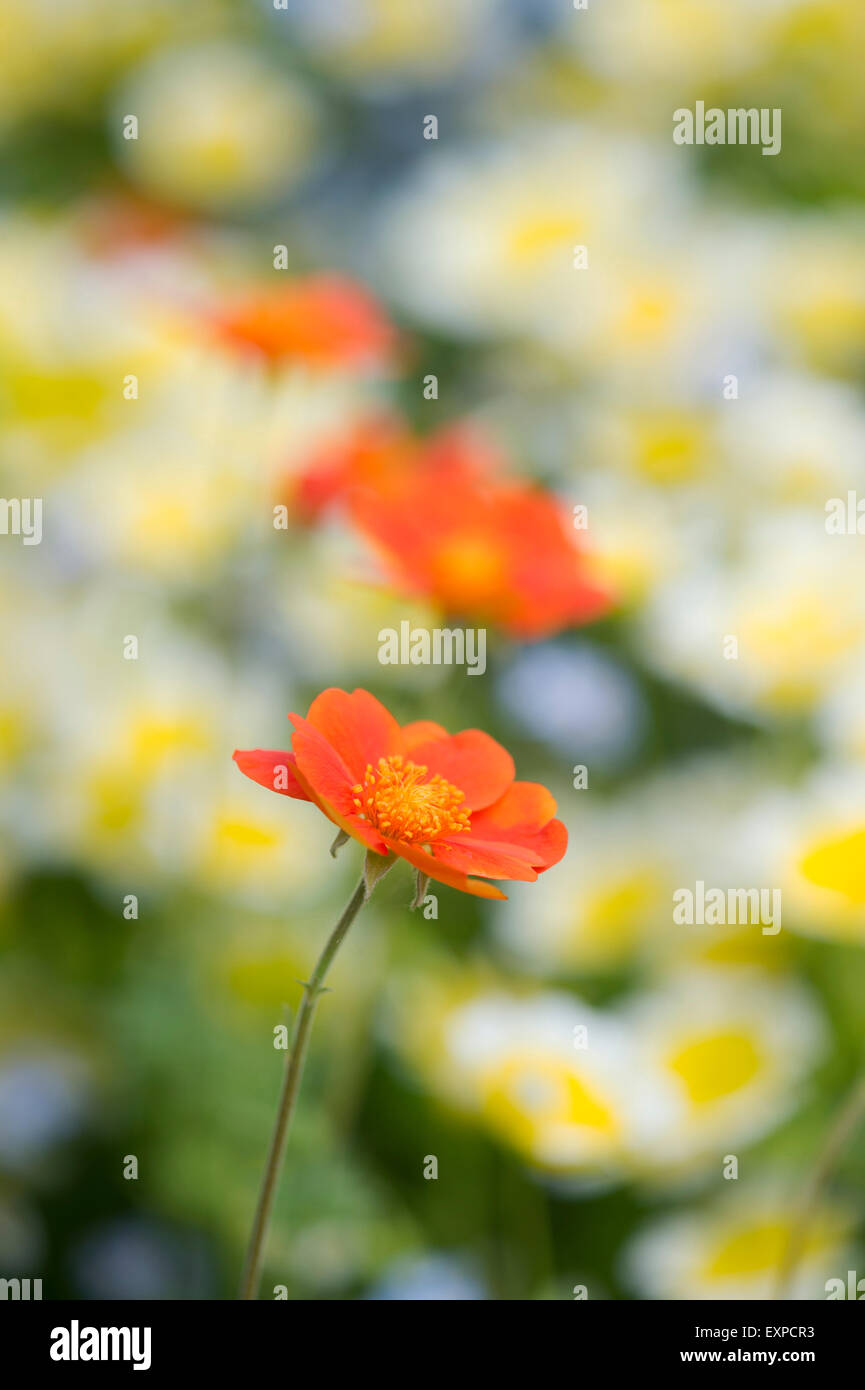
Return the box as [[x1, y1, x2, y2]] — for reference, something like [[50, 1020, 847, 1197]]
[[2, 0, 865, 1300]]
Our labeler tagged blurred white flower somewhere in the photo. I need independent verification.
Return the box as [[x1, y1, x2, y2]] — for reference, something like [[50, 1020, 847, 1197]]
[[390, 974, 669, 1176], [0, 0, 188, 129], [575, 0, 808, 85], [742, 763, 865, 944], [719, 370, 865, 503], [580, 394, 721, 491], [623, 1182, 853, 1301], [494, 754, 795, 978], [640, 514, 865, 720], [113, 42, 321, 210], [274, 531, 447, 686], [623, 970, 824, 1175], [0, 213, 186, 474], [51, 348, 384, 585], [494, 800, 671, 976], [4, 592, 320, 902], [765, 217, 865, 378], [576, 473, 702, 611], [179, 766, 330, 910], [279, 0, 505, 86], [376, 127, 689, 353]]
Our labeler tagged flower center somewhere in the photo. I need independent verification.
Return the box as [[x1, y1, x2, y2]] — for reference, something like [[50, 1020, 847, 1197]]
[[351, 755, 470, 845], [430, 535, 505, 608]]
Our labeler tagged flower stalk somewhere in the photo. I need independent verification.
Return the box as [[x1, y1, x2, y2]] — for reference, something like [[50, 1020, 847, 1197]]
[[238, 857, 390, 1300], [775, 1067, 865, 1299]]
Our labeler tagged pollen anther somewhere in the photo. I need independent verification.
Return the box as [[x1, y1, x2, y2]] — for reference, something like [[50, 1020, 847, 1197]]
[[351, 754, 470, 845]]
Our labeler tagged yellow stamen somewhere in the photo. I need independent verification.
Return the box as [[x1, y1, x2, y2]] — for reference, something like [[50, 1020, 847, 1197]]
[[351, 755, 470, 845]]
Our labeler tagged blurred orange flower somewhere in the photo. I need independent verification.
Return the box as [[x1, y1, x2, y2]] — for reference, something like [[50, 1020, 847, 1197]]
[[210, 274, 395, 368], [285, 418, 610, 637], [288, 416, 497, 523], [234, 687, 566, 899], [353, 430, 610, 638]]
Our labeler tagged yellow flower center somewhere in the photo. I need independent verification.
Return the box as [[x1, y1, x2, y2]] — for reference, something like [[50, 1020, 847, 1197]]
[[800, 827, 865, 903], [507, 215, 581, 264], [668, 1031, 761, 1106], [351, 755, 470, 845]]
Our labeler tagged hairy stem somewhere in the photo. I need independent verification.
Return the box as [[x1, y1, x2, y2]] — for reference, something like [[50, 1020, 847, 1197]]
[[238, 873, 373, 1300], [775, 1069, 865, 1299]]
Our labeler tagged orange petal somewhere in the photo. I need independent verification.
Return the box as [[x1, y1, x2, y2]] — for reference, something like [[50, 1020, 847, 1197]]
[[407, 729, 514, 811], [432, 837, 540, 882], [445, 820, 567, 872], [289, 747, 389, 855], [469, 783, 568, 870], [400, 720, 449, 756], [387, 838, 507, 900], [305, 687, 401, 780], [232, 749, 310, 801], [470, 781, 557, 835], [288, 712, 385, 853], [523, 817, 568, 870]]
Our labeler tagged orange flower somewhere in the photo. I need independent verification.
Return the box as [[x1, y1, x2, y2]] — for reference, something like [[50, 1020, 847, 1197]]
[[336, 423, 610, 639], [210, 274, 395, 368], [287, 416, 496, 524], [233, 687, 566, 900]]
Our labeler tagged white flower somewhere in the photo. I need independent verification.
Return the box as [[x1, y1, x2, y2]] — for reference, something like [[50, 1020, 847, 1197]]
[[494, 799, 671, 976], [51, 349, 383, 584], [577, 473, 701, 610], [113, 41, 320, 210], [763, 217, 865, 376], [494, 753, 799, 978], [624, 1182, 853, 1301], [640, 513, 865, 720], [0, 212, 186, 474], [718, 370, 865, 503], [4, 591, 316, 901], [281, 0, 504, 86], [0, 0, 174, 129], [375, 127, 687, 349], [574, 0, 808, 85], [744, 763, 865, 944], [622, 970, 824, 1174], [390, 976, 661, 1176]]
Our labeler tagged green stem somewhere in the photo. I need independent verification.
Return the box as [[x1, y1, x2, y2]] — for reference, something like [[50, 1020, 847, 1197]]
[[238, 874, 372, 1300], [775, 1068, 865, 1299]]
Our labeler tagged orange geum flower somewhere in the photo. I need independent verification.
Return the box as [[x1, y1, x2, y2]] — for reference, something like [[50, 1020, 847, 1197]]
[[286, 415, 497, 524], [209, 274, 395, 369], [234, 687, 565, 1299], [233, 686, 566, 900], [344, 434, 611, 639]]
